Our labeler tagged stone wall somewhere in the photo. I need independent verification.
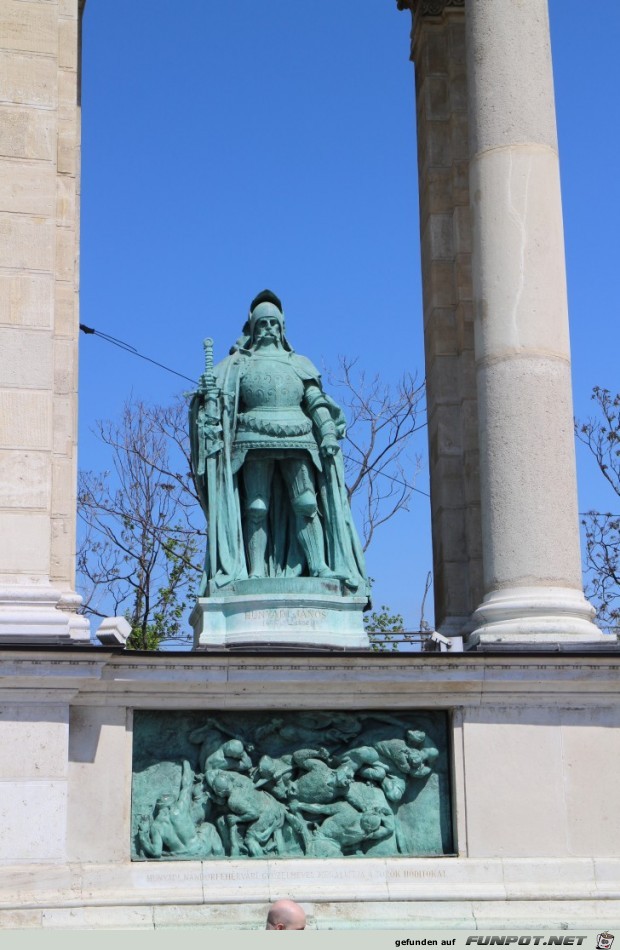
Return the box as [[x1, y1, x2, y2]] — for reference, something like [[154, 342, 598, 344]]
[[0, 650, 618, 929]]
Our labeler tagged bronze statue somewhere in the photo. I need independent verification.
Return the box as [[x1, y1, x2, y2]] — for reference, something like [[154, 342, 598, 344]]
[[189, 290, 369, 598]]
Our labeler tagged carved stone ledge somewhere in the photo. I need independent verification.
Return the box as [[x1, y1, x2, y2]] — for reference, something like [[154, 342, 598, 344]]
[[397, 0, 465, 61], [397, 0, 464, 13]]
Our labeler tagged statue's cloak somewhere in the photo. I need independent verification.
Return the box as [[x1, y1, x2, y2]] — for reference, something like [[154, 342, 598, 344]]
[[189, 348, 368, 599]]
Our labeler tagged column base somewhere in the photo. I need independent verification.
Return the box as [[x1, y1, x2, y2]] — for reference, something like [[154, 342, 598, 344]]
[[0, 584, 90, 644], [470, 585, 608, 648], [437, 615, 481, 651]]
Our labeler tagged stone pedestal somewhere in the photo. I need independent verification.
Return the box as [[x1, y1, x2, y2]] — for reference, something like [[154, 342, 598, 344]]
[[190, 579, 369, 650], [0, 648, 619, 929]]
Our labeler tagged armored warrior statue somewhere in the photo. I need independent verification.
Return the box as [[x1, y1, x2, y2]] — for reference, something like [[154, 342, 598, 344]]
[[189, 290, 369, 599]]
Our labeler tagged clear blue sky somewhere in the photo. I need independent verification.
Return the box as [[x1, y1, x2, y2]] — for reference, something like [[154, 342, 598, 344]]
[[77, 1, 620, 631]]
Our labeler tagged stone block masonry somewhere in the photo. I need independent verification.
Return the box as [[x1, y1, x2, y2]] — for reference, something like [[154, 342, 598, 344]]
[[0, 0, 88, 642]]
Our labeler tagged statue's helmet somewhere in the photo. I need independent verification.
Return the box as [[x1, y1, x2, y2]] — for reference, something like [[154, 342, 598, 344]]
[[360, 813, 382, 834], [212, 772, 233, 796], [247, 289, 285, 341], [406, 729, 426, 747], [222, 738, 245, 758]]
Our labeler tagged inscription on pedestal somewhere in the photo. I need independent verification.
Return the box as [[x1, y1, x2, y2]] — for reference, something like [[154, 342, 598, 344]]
[[244, 608, 327, 626]]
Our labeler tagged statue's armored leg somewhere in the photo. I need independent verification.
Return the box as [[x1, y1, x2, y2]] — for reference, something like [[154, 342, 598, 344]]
[[242, 457, 273, 578], [281, 458, 334, 578]]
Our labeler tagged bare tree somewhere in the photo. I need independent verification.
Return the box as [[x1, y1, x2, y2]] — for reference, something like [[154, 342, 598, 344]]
[[78, 364, 426, 648], [328, 356, 425, 550], [78, 399, 203, 649], [575, 386, 620, 634]]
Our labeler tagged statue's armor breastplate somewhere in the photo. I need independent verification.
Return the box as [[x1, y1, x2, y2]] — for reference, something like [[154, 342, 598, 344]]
[[240, 355, 304, 409], [237, 355, 312, 438]]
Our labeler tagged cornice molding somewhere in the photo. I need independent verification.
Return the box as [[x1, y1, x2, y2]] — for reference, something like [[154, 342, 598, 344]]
[[397, 0, 464, 13], [2, 650, 620, 708], [396, 0, 465, 62], [397, 0, 465, 61]]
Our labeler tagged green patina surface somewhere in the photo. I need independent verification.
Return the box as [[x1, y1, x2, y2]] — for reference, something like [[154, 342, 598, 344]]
[[188, 289, 370, 603], [132, 710, 453, 860]]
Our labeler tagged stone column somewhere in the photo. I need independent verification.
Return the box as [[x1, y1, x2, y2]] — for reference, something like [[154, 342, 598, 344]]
[[0, 0, 88, 641], [466, 0, 600, 644], [398, 0, 483, 639]]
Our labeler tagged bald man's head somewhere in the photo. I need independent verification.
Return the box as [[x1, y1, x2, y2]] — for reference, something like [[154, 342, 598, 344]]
[[265, 899, 306, 930]]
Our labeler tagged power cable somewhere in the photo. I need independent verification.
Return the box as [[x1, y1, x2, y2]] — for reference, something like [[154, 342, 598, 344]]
[[83, 325, 619, 509], [342, 453, 430, 498], [80, 322, 430, 498], [80, 323, 197, 385]]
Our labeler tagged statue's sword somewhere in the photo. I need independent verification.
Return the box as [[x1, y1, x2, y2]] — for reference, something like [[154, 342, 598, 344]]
[[203, 337, 218, 583]]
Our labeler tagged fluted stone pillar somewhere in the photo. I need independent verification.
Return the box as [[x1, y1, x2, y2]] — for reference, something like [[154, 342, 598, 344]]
[[0, 0, 88, 642], [466, 0, 601, 644]]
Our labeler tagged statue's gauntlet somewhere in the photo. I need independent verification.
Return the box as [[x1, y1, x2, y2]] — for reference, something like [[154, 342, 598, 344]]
[[203, 419, 223, 458], [196, 403, 223, 471], [304, 385, 340, 455]]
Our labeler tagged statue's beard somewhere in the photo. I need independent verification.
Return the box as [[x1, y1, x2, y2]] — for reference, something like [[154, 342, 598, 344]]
[[255, 331, 279, 346]]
